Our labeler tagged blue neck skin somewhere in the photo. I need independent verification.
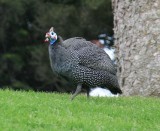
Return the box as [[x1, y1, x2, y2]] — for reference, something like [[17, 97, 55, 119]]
[[50, 38, 57, 45]]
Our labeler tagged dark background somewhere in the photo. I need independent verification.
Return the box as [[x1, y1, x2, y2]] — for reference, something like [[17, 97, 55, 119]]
[[0, 0, 113, 92]]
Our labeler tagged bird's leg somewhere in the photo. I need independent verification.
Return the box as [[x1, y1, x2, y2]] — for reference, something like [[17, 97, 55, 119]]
[[86, 88, 90, 99], [71, 84, 82, 100]]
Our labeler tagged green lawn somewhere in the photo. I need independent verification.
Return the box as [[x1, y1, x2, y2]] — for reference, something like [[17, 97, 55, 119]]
[[0, 89, 159, 131]]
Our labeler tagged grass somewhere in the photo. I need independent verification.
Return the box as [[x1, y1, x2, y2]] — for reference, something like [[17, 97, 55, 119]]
[[0, 89, 159, 131]]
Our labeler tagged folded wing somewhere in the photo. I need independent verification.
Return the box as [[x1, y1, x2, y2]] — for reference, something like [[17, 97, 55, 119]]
[[63, 37, 117, 75]]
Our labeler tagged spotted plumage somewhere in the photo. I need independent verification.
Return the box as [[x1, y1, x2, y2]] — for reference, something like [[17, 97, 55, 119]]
[[45, 27, 122, 100]]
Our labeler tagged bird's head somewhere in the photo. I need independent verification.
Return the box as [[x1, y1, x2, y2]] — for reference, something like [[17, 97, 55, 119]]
[[44, 27, 58, 45]]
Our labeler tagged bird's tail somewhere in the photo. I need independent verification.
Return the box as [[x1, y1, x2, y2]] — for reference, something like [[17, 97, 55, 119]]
[[109, 87, 122, 94]]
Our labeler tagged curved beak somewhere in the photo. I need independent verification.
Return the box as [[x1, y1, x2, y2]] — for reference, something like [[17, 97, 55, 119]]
[[44, 38, 49, 43], [44, 33, 50, 43]]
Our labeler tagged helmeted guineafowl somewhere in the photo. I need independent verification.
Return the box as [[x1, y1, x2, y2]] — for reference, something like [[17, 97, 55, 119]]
[[44, 27, 122, 100]]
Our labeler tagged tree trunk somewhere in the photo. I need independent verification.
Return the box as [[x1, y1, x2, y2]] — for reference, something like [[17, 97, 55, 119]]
[[112, 0, 160, 96]]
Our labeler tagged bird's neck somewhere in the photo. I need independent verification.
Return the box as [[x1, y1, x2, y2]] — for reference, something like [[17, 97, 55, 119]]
[[57, 36, 63, 44], [50, 36, 63, 46]]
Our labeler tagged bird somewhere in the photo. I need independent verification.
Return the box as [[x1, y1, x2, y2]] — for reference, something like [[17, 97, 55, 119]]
[[44, 27, 122, 100]]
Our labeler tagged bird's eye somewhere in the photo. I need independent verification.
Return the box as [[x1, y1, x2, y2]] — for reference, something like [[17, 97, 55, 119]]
[[51, 32, 54, 35]]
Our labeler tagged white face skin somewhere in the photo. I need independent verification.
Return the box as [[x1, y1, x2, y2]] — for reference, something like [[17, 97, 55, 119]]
[[49, 31, 57, 40], [45, 27, 57, 43]]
